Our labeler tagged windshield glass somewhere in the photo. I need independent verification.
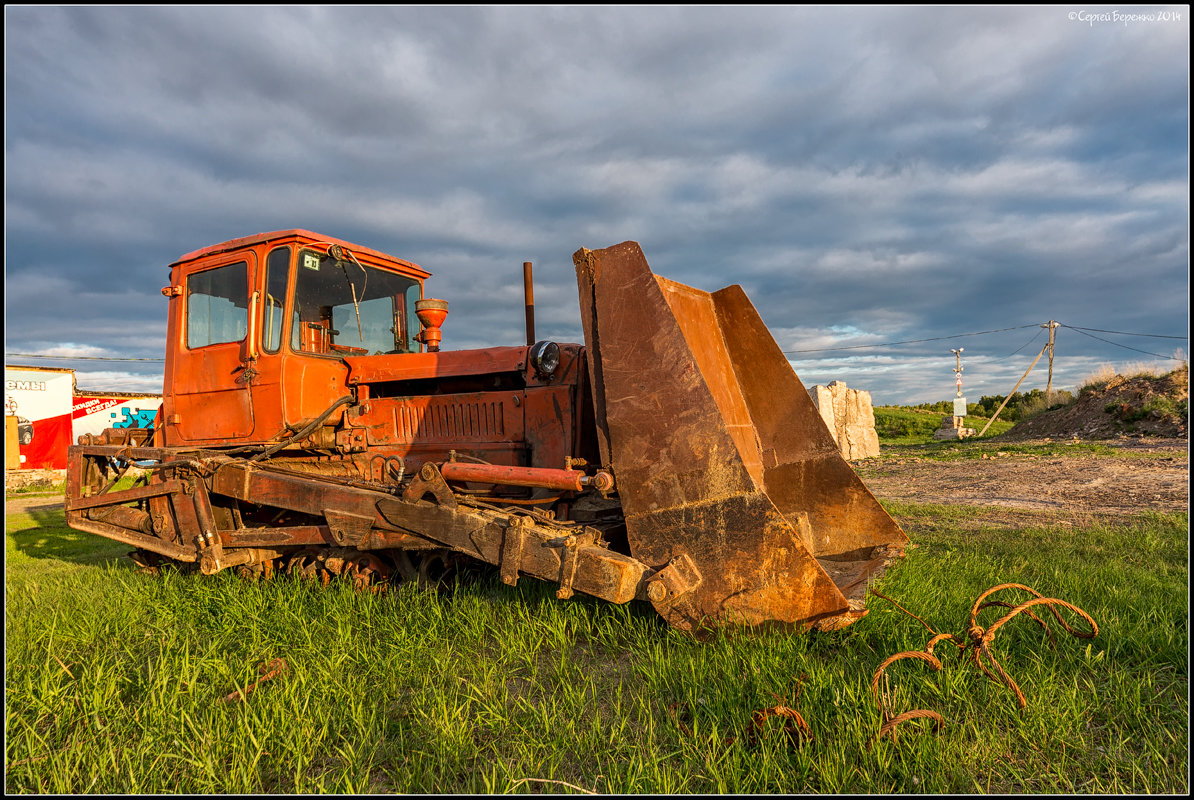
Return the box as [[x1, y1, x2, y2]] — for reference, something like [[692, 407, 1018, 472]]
[[292, 249, 421, 356]]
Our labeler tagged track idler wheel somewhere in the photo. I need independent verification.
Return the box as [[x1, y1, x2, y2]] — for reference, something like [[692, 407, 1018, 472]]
[[129, 548, 165, 576], [342, 552, 391, 593], [234, 558, 276, 582], [129, 548, 196, 576], [414, 550, 459, 592], [281, 548, 393, 592], [286, 550, 324, 583]]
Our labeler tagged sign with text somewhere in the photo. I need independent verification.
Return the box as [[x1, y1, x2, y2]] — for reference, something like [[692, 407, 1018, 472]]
[[73, 395, 162, 441], [4, 366, 74, 470]]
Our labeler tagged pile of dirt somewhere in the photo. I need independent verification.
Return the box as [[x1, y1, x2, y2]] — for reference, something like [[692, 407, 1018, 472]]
[[1000, 365, 1188, 440]]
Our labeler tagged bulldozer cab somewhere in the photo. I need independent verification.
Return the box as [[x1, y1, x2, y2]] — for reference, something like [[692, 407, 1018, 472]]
[[161, 230, 431, 446]]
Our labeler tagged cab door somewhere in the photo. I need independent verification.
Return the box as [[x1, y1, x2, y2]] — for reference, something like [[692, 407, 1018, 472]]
[[168, 253, 257, 442]]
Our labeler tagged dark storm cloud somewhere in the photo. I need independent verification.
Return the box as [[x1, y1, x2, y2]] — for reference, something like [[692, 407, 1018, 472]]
[[4, 5, 1188, 402]]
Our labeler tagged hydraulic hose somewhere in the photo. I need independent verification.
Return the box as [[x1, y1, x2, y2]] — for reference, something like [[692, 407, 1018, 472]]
[[246, 393, 357, 463]]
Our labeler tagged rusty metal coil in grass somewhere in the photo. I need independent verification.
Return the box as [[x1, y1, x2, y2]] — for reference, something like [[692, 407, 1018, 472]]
[[869, 583, 1098, 743]]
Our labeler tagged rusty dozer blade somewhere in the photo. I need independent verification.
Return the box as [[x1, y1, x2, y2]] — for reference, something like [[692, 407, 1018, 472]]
[[574, 242, 908, 633]]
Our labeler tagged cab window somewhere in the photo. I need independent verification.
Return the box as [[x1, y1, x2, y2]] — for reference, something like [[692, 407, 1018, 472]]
[[186, 262, 248, 348], [263, 247, 290, 353], [291, 249, 419, 356]]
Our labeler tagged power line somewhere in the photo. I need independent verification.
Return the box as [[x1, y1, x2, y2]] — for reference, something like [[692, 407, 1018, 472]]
[[784, 320, 1185, 357], [7, 319, 1186, 363], [1007, 328, 1045, 357], [4, 353, 165, 362], [1062, 327, 1186, 361], [1061, 324, 1187, 340], [783, 324, 1040, 355]]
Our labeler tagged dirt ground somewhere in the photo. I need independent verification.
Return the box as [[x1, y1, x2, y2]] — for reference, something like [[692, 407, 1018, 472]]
[[5, 495, 66, 516], [855, 438, 1189, 519]]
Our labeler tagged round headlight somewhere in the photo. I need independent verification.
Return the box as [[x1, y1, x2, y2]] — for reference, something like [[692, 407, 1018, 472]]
[[529, 340, 560, 376]]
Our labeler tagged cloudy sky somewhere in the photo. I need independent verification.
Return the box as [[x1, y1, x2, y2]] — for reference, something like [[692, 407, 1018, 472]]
[[4, 6, 1188, 404]]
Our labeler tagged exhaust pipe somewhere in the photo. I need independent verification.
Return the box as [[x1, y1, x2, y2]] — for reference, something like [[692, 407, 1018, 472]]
[[523, 261, 535, 346]]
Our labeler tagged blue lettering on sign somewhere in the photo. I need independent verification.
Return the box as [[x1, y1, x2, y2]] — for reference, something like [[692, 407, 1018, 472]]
[[110, 407, 158, 429]]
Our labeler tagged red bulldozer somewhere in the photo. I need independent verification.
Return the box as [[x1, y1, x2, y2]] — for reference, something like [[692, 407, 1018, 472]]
[[66, 231, 906, 633]]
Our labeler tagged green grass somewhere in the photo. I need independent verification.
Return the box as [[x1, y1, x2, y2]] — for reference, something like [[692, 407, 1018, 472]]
[[6, 481, 66, 496], [5, 494, 1188, 793], [874, 406, 1015, 445], [872, 433, 1191, 463], [874, 439, 1136, 462]]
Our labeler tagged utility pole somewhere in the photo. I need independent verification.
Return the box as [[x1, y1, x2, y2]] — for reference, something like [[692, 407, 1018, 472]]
[[1043, 320, 1059, 403], [950, 348, 965, 413], [951, 348, 964, 396]]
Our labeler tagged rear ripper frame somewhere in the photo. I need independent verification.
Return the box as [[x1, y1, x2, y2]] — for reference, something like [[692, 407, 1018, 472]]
[[67, 428, 648, 605]]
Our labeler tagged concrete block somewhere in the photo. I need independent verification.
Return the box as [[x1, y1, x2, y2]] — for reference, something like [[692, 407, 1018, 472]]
[[808, 381, 881, 459]]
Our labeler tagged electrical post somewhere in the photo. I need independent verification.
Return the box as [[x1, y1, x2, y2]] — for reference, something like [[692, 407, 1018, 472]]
[[951, 347, 965, 416], [1043, 320, 1059, 404], [932, 348, 975, 440]]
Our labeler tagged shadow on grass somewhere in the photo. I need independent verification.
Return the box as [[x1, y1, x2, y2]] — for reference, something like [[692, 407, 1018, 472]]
[[7, 500, 134, 567]]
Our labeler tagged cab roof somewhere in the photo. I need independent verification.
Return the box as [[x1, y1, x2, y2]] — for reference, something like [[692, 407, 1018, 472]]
[[170, 229, 432, 279]]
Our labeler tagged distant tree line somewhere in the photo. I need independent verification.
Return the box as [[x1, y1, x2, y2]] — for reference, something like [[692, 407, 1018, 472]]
[[910, 388, 1075, 422]]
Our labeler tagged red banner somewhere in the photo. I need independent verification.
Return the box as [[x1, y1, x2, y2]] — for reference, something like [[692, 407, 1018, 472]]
[[20, 411, 72, 470]]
